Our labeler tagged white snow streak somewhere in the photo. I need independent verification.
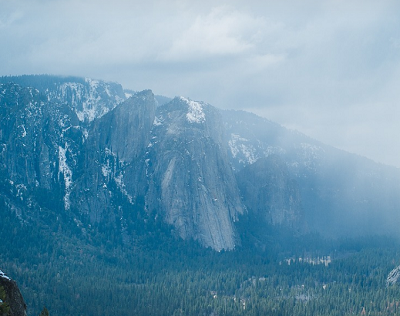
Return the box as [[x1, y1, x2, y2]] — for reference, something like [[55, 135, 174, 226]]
[[114, 174, 133, 204], [58, 145, 73, 210], [20, 125, 27, 137]]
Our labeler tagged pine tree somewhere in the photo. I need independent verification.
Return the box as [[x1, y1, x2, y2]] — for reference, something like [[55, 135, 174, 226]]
[[39, 306, 50, 316]]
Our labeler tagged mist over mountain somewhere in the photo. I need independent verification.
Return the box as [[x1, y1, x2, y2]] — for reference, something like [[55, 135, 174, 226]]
[[222, 109, 400, 238], [1, 74, 400, 253]]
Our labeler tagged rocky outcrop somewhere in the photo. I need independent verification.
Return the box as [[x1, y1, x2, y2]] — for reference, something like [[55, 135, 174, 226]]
[[0, 270, 27, 316], [387, 265, 400, 286]]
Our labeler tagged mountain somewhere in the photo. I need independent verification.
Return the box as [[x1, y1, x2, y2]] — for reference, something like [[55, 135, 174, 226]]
[[1, 75, 400, 253]]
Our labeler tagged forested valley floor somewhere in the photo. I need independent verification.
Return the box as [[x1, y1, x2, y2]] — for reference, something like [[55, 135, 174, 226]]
[[1, 217, 400, 316]]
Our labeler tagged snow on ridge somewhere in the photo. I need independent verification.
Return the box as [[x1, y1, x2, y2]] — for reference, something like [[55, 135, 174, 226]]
[[180, 96, 206, 124], [54, 79, 124, 123], [85, 77, 99, 90]]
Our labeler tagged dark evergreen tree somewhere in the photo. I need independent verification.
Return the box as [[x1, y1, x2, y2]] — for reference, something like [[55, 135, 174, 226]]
[[39, 306, 49, 316]]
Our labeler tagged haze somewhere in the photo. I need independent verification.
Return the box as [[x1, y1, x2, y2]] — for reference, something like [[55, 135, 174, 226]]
[[1, 0, 399, 167]]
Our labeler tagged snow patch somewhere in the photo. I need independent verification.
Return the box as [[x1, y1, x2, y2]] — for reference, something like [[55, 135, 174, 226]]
[[180, 97, 206, 123], [15, 183, 27, 201], [82, 128, 89, 140], [58, 144, 73, 210], [102, 164, 112, 178], [228, 134, 258, 165], [114, 174, 133, 204], [228, 134, 247, 158], [153, 116, 163, 126]]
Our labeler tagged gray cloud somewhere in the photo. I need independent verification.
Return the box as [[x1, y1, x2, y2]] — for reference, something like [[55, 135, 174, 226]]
[[1, 0, 400, 167]]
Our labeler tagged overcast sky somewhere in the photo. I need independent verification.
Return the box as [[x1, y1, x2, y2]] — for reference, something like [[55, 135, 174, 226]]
[[1, 0, 400, 167]]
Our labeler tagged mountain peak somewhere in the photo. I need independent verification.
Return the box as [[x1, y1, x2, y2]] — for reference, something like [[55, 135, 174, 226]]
[[178, 96, 206, 124]]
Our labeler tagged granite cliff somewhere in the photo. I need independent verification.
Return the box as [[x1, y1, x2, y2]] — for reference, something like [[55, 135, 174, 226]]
[[146, 97, 244, 250]]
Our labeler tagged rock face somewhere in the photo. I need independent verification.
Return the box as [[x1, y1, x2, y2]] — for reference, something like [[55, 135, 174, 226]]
[[1, 75, 400, 251], [236, 155, 304, 230], [71, 90, 156, 224], [146, 97, 244, 250], [0, 270, 27, 316]]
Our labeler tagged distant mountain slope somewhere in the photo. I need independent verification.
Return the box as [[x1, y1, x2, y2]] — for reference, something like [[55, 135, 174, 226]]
[[222, 109, 400, 238]]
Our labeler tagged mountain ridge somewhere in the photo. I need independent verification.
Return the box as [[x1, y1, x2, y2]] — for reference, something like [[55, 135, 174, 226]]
[[1, 74, 400, 252]]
